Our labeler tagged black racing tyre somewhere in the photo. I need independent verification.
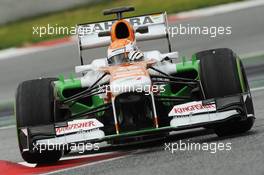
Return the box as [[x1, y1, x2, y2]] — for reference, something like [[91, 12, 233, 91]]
[[196, 48, 255, 137], [16, 78, 62, 164]]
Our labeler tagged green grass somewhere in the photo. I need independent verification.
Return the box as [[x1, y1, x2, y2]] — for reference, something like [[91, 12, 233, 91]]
[[0, 0, 243, 49]]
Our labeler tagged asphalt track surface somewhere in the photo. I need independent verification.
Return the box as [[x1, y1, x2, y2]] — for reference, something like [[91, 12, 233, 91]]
[[0, 4, 264, 175]]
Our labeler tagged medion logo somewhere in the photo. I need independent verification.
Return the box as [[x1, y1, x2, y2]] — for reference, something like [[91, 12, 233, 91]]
[[80, 16, 154, 33]]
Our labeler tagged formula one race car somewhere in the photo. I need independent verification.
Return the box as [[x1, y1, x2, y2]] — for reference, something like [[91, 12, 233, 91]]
[[16, 7, 255, 163]]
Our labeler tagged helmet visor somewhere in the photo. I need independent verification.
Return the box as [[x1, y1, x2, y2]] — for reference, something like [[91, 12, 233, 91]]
[[108, 53, 129, 65]]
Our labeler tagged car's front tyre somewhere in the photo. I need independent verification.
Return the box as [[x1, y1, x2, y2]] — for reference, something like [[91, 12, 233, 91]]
[[16, 78, 62, 164], [196, 48, 255, 137]]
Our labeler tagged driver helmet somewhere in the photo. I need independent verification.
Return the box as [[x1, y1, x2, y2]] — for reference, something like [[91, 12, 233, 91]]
[[107, 39, 143, 65]]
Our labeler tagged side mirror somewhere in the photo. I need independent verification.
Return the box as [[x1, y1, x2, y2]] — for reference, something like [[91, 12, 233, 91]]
[[161, 52, 178, 62], [75, 65, 93, 73], [75, 58, 107, 73], [136, 26, 149, 34], [98, 31, 111, 37]]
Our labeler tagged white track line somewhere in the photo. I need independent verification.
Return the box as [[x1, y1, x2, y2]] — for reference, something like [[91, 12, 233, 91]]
[[18, 162, 37, 168], [17, 151, 121, 168], [175, 0, 264, 19], [41, 154, 130, 175], [241, 51, 264, 59], [251, 86, 264, 92], [60, 151, 119, 161], [0, 40, 74, 60], [0, 47, 45, 60], [0, 125, 15, 130]]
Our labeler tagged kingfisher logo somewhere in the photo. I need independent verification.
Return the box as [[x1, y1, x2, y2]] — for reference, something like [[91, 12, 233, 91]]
[[169, 101, 216, 116], [173, 104, 216, 114], [55, 119, 104, 135]]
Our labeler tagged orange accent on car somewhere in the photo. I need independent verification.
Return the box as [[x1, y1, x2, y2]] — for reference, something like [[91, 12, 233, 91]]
[[110, 20, 135, 42], [115, 123, 120, 134], [153, 117, 159, 128], [99, 60, 156, 81], [109, 39, 131, 50]]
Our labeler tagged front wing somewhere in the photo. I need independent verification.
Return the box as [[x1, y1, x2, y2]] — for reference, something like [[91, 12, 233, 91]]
[[19, 93, 253, 152]]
